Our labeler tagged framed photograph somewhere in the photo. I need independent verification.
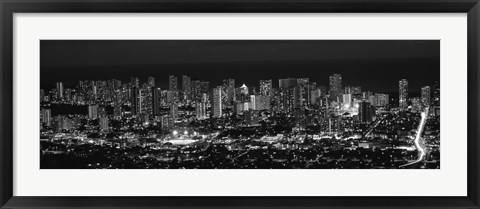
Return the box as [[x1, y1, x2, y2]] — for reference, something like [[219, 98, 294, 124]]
[[1, 0, 479, 208]]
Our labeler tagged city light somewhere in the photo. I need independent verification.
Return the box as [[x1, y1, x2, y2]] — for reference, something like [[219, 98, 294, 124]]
[[40, 72, 440, 169]]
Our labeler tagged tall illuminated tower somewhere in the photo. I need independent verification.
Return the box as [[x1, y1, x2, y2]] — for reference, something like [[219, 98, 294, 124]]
[[169, 75, 178, 91], [329, 74, 342, 102], [56, 82, 64, 101], [421, 86, 431, 107], [147, 76, 155, 87], [399, 79, 409, 108], [212, 86, 222, 118], [182, 75, 192, 101]]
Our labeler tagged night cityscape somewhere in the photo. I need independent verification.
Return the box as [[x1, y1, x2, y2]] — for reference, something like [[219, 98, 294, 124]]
[[40, 40, 440, 169]]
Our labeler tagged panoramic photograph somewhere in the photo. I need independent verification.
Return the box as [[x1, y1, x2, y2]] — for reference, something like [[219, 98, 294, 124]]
[[39, 40, 440, 169]]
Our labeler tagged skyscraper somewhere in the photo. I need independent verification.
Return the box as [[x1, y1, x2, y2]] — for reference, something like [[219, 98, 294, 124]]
[[225, 78, 235, 104], [358, 101, 374, 123], [310, 89, 321, 105], [212, 86, 222, 118], [131, 88, 142, 115], [147, 76, 155, 87], [130, 77, 139, 88], [192, 80, 209, 102], [260, 79, 272, 108], [56, 82, 64, 101], [99, 117, 109, 131], [240, 84, 249, 95], [342, 93, 352, 108], [329, 74, 342, 102], [399, 79, 408, 109], [296, 78, 309, 106], [152, 88, 162, 116], [170, 102, 178, 120], [345, 86, 362, 95], [88, 105, 98, 119], [169, 75, 178, 91], [249, 95, 257, 110], [40, 108, 52, 126], [182, 75, 192, 102], [195, 102, 206, 120], [278, 78, 297, 89], [375, 94, 389, 106], [421, 86, 431, 107]]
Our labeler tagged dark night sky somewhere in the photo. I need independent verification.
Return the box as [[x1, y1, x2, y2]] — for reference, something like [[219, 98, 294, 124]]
[[40, 40, 439, 93]]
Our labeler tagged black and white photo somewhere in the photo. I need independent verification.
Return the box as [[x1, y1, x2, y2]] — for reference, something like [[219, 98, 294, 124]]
[[39, 40, 440, 169]]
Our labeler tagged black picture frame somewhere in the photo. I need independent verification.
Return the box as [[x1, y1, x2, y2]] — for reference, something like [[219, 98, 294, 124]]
[[1, 0, 479, 208]]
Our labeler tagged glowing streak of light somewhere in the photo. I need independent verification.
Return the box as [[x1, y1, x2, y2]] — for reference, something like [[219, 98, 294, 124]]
[[399, 108, 428, 168]]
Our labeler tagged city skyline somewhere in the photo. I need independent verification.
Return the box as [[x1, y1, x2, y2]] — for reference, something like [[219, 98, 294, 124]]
[[41, 40, 439, 93], [40, 40, 440, 169]]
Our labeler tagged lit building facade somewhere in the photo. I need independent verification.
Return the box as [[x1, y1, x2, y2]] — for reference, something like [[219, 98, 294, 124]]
[[329, 74, 342, 102], [399, 79, 408, 109]]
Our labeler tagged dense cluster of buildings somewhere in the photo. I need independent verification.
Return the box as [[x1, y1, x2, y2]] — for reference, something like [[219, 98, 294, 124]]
[[40, 74, 440, 169]]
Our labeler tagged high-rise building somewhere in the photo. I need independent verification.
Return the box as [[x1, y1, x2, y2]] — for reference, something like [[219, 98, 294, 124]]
[[306, 82, 317, 104], [358, 101, 374, 123], [399, 79, 409, 109], [169, 75, 178, 91], [56, 82, 64, 101], [170, 102, 178, 120], [147, 76, 155, 87], [240, 84, 249, 95], [182, 75, 192, 102], [212, 86, 222, 118], [91, 81, 98, 101], [279, 88, 296, 113], [362, 91, 373, 100], [278, 78, 298, 112], [224, 79, 235, 104], [195, 102, 206, 120], [249, 95, 257, 110], [160, 115, 174, 130], [131, 88, 142, 115], [368, 95, 376, 106], [260, 80, 272, 97], [166, 90, 175, 104], [88, 105, 98, 119], [192, 80, 209, 102], [130, 77, 139, 88], [113, 105, 122, 118], [375, 94, 389, 106], [310, 89, 321, 105], [296, 78, 309, 106], [152, 88, 162, 116], [342, 93, 352, 108], [329, 74, 342, 102], [421, 86, 431, 107], [40, 108, 52, 126], [278, 78, 297, 89], [345, 86, 362, 95], [99, 117, 109, 131]]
